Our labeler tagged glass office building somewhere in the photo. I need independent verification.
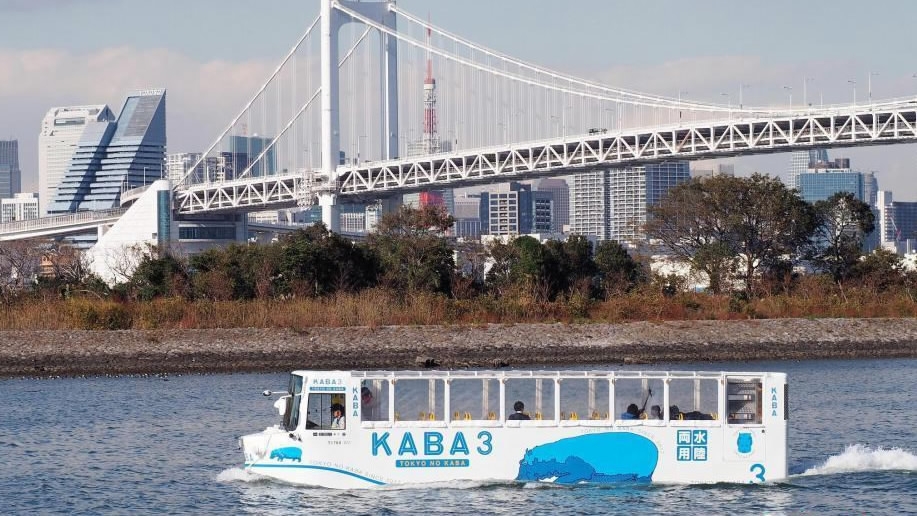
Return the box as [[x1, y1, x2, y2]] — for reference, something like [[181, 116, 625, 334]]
[[38, 105, 115, 215], [537, 178, 569, 231], [788, 149, 830, 189], [796, 158, 867, 204], [0, 140, 21, 200], [48, 90, 166, 214]]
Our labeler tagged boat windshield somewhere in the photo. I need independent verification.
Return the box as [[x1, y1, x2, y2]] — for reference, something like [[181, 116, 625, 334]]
[[282, 374, 304, 431]]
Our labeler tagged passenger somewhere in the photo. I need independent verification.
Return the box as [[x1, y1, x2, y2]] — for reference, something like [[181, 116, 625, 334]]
[[621, 403, 641, 420], [649, 405, 663, 420], [669, 405, 681, 420], [507, 401, 531, 420], [361, 386, 377, 421], [330, 403, 346, 429]]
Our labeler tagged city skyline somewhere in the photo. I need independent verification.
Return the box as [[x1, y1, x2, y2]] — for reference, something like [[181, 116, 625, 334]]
[[2, 0, 917, 197]]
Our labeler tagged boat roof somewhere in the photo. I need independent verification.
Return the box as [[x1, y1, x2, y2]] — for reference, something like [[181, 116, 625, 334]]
[[292, 370, 785, 380]]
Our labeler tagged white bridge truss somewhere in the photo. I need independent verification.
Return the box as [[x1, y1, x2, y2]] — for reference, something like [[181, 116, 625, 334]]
[[175, 173, 321, 214], [175, 102, 917, 213]]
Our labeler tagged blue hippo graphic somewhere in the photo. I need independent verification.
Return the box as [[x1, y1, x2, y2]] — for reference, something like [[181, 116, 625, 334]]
[[269, 447, 303, 462], [737, 432, 753, 454], [516, 432, 658, 484]]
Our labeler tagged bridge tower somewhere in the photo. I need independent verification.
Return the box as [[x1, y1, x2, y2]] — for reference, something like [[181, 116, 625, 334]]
[[319, 0, 399, 232]]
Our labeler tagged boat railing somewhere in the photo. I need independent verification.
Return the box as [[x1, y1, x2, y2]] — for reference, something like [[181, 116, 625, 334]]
[[344, 370, 761, 382]]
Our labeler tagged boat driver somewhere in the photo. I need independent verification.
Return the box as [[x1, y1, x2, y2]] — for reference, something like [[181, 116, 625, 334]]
[[330, 403, 346, 429]]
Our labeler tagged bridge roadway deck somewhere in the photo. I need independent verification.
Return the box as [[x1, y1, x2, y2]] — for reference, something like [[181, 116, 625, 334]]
[[172, 102, 916, 214], [0, 209, 126, 242]]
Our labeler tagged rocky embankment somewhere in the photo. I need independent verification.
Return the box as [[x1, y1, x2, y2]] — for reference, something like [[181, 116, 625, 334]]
[[1, 318, 915, 378]]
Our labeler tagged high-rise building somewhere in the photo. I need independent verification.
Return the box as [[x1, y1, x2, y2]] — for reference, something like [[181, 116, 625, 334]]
[[692, 163, 735, 179], [876, 191, 917, 249], [532, 191, 554, 233], [0, 193, 38, 223], [797, 158, 866, 203], [863, 172, 878, 207], [570, 171, 612, 239], [38, 105, 115, 215], [480, 182, 533, 236], [226, 135, 276, 179], [537, 178, 569, 231], [0, 139, 21, 200], [167, 152, 202, 184], [611, 161, 691, 243], [452, 193, 482, 239], [403, 189, 455, 216], [48, 90, 166, 214], [570, 161, 690, 243], [788, 149, 829, 189]]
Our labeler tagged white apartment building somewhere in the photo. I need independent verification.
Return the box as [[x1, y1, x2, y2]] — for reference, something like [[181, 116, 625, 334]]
[[1, 192, 39, 223], [38, 105, 115, 216], [570, 162, 690, 243]]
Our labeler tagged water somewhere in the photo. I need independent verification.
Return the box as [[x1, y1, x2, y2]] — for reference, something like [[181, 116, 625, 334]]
[[1, 359, 915, 515]]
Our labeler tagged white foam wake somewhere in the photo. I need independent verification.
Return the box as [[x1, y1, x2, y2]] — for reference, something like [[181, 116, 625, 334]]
[[216, 467, 263, 483], [798, 444, 917, 477]]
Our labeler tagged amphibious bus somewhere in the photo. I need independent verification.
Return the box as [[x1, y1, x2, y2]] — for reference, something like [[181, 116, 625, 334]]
[[239, 369, 787, 488]]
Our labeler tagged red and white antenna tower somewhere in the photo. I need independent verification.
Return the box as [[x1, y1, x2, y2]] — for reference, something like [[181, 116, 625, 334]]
[[422, 14, 440, 153]]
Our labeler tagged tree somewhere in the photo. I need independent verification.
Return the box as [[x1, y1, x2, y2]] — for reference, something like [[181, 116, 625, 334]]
[[545, 235, 596, 298], [809, 192, 875, 282], [645, 177, 737, 293], [278, 223, 377, 297], [594, 240, 644, 297], [452, 240, 489, 299], [126, 246, 190, 301], [730, 174, 816, 293], [190, 243, 268, 300], [368, 205, 455, 294], [0, 239, 43, 302], [851, 248, 905, 292], [646, 173, 816, 294]]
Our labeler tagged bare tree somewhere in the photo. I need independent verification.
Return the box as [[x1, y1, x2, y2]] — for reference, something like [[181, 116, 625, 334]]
[[0, 239, 44, 301]]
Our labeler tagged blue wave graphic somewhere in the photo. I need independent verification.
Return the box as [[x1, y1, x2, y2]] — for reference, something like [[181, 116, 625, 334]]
[[516, 432, 658, 484], [246, 463, 386, 486]]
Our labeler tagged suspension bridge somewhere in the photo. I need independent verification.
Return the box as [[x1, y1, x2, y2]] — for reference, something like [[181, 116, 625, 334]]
[[5, 0, 917, 241]]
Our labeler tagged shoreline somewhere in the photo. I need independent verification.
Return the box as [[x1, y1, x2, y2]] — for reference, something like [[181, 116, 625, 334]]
[[2, 318, 916, 378]]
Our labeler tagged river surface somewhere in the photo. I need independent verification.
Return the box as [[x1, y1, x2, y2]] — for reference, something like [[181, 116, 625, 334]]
[[1, 358, 915, 515]]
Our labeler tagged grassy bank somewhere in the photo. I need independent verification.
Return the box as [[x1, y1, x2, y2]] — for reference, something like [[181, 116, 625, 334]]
[[3, 281, 916, 331]]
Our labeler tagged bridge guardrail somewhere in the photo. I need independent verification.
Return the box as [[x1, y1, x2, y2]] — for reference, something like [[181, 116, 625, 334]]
[[0, 208, 128, 235]]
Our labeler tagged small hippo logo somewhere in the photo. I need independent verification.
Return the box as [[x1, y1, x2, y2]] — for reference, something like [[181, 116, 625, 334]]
[[737, 433, 753, 454], [269, 447, 303, 462]]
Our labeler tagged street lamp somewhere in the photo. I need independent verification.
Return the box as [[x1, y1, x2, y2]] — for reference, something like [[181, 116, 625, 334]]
[[803, 77, 815, 107], [497, 121, 507, 144], [848, 80, 857, 106], [738, 84, 751, 109], [868, 71, 879, 103], [783, 86, 793, 108], [604, 106, 614, 129], [550, 115, 561, 139], [357, 135, 367, 163], [563, 103, 573, 140]]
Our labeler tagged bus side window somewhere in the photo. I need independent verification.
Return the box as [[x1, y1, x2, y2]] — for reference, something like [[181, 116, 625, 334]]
[[668, 378, 718, 421]]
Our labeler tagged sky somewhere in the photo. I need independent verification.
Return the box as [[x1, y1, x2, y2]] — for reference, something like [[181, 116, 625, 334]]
[[2, 0, 916, 198]]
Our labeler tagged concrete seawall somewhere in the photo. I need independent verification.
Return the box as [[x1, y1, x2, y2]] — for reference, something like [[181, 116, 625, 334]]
[[1, 318, 915, 378]]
